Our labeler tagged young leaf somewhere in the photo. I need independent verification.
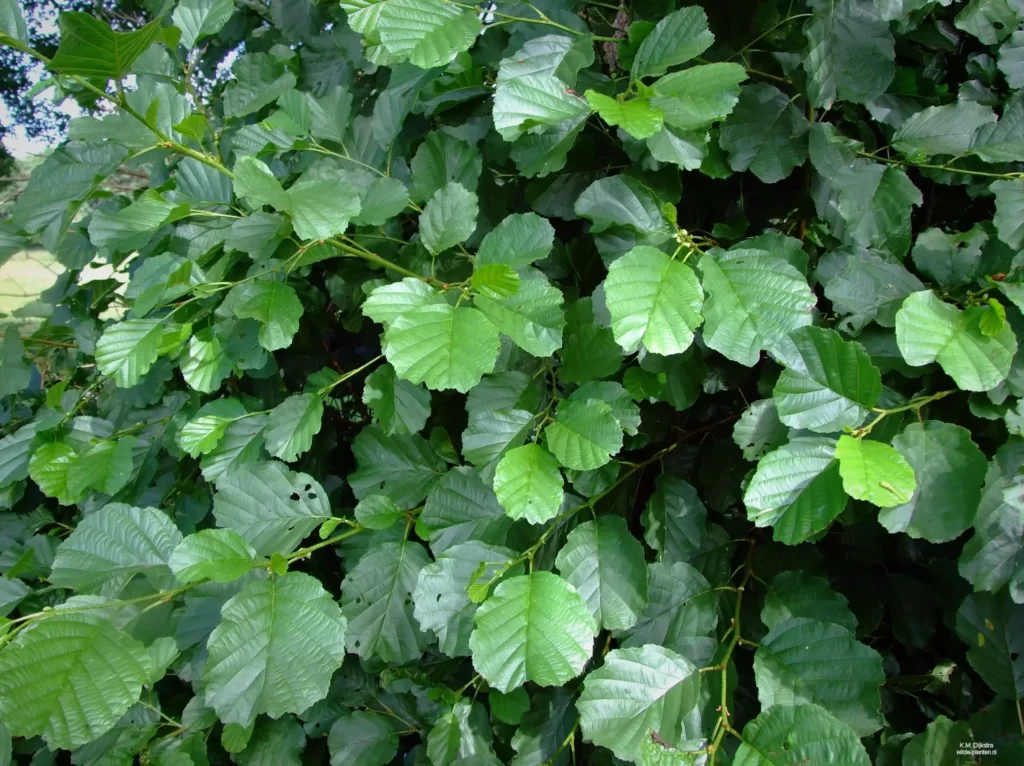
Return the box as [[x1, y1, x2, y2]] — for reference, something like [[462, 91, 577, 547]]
[[834, 435, 917, 508], [493, 443, 564, 524], [169, 529, 259, 584]]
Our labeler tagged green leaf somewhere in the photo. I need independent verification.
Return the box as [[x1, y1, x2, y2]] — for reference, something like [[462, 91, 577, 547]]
[[497, 33, 595, 87], [603, 246, 703, 356], [509, 688, 577, 765], [420, 182, 478, 254], [341, 539, 432, 663], [169, 529, 259, 584], [349, 427, 447, 508], [733, 399, 788, 461], [0, 613, 152, 750], [902, 716, 974, 766], [960, 477, 1024, 603], [413, 541, 522, 657], [236, 716, 305, 766], [354, 495, 404, 530], [65, 435, 136, 498], [0, 327, 29, 397], [0, 0, 27, 43], [418, 467, 513, 554], [733, 704, 871, 766], [992, 178, 1024, 248], [641, 477, 708, 564], [720, 84, 809, 183], [895, 290, 1017, 391], [233, 281, 304, 352], [201, 413, 269, 485], [476, 213, 556, 270], [178, 399, 249, 458], [893, 102, 996, 157], [411, 131, 482, 204], [49, 13, 162, 80], [773, 326, 881, 433], [803, 0, 895, 109], [28, 441, 78, 505], [762, 570, 858, 633], [882, 421, 986, 542], [621, 561, 718, 655], [577, 645, 700, 762], [266, 393, 324, 463], [204, 572, 347, 727], [95, 319, 167, 388], [212, 461, 331, 556], [378, 0, 480, 69], [363, 363, 431, 436], [834, 435, 917, 508], [645, 125, 708, 170], [234, 157, 291, 212], [427, 700, 495, 765], [822, 249, 924, 333], [651, 62, 747, 131], [172, 0, 234, 49], [586, 92, 664, 140], [754, 617, 885, 735], [223, 53, 298, 119], [328, 711, 398, 766], [554, 516, 648, 631], [698, 247, 815, 366], [490, 688, 530, 726], [49, 502, 182, 591], [286, 179, 361, 240], [469, 571, 597, 692], [363, 278, 445, 328], [384, 303, 500, 393], [546, 399, 623, 470], [90, 191, 184, 253], [631, 6, 714, 79], [493, 443, 565, 524], [472, 264, 521, 298], [181, 330, 234, 394], [493, 74, 592, 142], [971, 90, 1024, 161], [474, 275, 565, 357], [955, 591, 1024, 699], [744, 437, 847, 545], [575, 175, 672, 238], [955, 0, 1019, 45]]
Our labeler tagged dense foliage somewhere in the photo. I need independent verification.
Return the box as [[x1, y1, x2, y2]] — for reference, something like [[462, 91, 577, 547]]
[[4, 0, 1024, 763]]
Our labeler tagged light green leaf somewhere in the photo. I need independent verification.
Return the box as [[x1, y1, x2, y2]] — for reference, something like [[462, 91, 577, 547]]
[[586, 92, 664, 140], [49, 502, 182, 591], [744, 437, 847, 545], [419, 467, 513, 554], [803, 0, 895, 109], [213, 461, 331, 556], [349, 427, 447, 508], [413, 541, 522, 657], [603, 246, 703, 356], [494, 443, 564, 524], [955, 591, 1024, 699], [754, 617, 885, 735], [95, 318, 166, 389], [698, 248, 815, 366], [621, 561, 718, 655], [497, 34, 594, 86], [476, 213, 555, 270], [546, 399, 623, 470], [328, 712, 398, 766], [0, 613, 152, 750], [227, 212, 288, 260], [895, 100, 997, 156], [378, 0, 480, 69], [895, 290, 1017, 391], [233, 156, 291, 212], [555, 516, 648, 631], [341, 539, 432, 663], [575, 175, 671, 238], [511, 113, 588, 178], [173, 0, 234, 49], [720, 83, 809, 183], [493, 74, 592, 142], [992, 178, 1024, 248], [89, 191, 183, 253], [651, 62, 747, 131], [233, 281, 304, 352], [773, 326, 881, 433], [762, 570, 858, 633], [28, 441, 78, 505], [631, 6, 714, 79], [363, 363, 431, 436], [286, 179, 361, 240], [641, 476, 708, 565], [181, 330, 233, 394], [475, 275, 565, 357], [733, 399, 788, 461], [883, 421, 986, 542], [65, 435, 136, 498], [353, 176, 409, 226], [420, 182, 478, 254], [201, 413, 268, 485], [834, 435, 917, 508], [355, 495, 405, 530], [169, 529, 259, 584], [363, 278, 445, 328], [0, 0, 27, 43], [178, 399, 249, 458], [266, 393, 324, 463], [385, 303, 500, 393], [955, 0, 1019, 45], [646, 125, 708, 170], [204, 572, 347, 727], [49, 13, 162, 80], [469, 571, 597, 693], [472, 264, 521, 298], [733, 704, 871, 766]]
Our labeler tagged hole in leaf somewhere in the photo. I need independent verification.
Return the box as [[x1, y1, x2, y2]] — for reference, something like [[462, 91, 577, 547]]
[[304, 483, 311, 491], [290, 492, 300, 501], [308, 492, 317, 499], [436, 594, 442, 602]]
